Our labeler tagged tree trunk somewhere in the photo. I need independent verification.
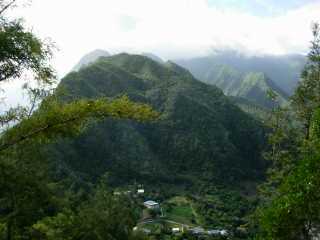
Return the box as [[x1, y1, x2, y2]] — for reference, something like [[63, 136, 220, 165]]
[[6, 220, 12, 240]]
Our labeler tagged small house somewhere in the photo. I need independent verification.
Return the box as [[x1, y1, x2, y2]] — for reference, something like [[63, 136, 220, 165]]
[[144, 200, 160, 209], [172, 228, 180, 233], [137, 189, 145, 194], [220, 230, 228, 236]]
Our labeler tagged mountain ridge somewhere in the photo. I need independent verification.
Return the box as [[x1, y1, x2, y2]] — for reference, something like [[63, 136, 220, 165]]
[[72, 49, 111, 72], [175, 51, 305, 96]]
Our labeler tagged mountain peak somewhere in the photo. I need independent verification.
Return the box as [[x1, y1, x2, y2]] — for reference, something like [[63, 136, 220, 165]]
[[72, 49, 110, 72], [141, 53, 164, 63]]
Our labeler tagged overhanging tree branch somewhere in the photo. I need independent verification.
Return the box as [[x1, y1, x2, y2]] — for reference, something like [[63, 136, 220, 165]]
[[0, 96, 158, 153], [0, 116, 79, 152]]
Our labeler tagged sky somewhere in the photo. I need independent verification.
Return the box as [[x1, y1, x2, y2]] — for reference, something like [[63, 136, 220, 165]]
[[7, 0, 320, 77]]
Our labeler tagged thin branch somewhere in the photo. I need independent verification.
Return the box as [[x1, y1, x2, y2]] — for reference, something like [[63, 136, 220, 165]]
[[27, 92, 39, 118], [0, 0, 17, 16], [0, 107, 117, 153], [0, 116, 80, 153]]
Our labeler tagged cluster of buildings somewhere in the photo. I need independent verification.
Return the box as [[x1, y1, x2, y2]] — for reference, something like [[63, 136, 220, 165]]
[[113, 186, 161, 211], [117, 186, 229, 238]]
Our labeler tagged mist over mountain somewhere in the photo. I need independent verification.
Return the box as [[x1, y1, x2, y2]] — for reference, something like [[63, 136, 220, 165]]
[[4, 48, 303, 111], [68, 49, 303, 110], [175, 50, 306, 96], [180, 62, 288, 109]]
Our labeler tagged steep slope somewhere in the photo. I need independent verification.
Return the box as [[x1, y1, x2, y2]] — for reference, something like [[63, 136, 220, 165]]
[[72, 49, 110, 72], [235, 72, 288, 108], [176, 51, 305, 96], [141, 52, 164, 63], [55, 54, 266, 187], [180, 62, 288, 108]]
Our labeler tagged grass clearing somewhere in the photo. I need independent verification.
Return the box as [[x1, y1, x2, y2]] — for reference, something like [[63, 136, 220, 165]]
[[163, 196, 198, 225]]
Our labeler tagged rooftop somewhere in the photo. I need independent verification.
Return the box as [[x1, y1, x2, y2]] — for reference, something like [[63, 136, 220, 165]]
[[144, 200, 159, 206]]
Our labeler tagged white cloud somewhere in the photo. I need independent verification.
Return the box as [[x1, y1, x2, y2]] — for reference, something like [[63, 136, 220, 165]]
[[9, 0, 320, 77]]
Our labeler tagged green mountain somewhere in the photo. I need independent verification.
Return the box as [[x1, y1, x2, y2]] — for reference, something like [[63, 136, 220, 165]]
[[176, 51, 305, 99], [193, 63, 288, 108], [72, 49, 110, 72], [55, 53, 266, 188]]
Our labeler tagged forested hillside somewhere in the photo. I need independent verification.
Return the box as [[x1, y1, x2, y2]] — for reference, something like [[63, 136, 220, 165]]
[[55, 53, 266, 186]]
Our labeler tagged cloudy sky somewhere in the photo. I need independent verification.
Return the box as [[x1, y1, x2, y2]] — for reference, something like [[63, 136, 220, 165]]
[[7, 0, 320, 77]]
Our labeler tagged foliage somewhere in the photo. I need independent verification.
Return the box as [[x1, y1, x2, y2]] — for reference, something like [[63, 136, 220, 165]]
[[32, 177, 147, 240], [0, 92, 157, 239], [292, 22, 320, 138], [0, 142, 59, 239], [260, 105, 302, 196], [257, 22, 320, 240], [192, 187, 258, 232], [258, 125, 320, 239], [164, 197, 196, 225], [0, 95, 158, 153], [0, 1, 55, 83], [229, 96, 270, 121]]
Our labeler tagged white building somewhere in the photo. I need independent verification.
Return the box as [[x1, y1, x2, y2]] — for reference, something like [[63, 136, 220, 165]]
[[220, 230, 228, 236], [172, 228, 180, 233], [137, 189, 145, 194], [144, 200, 160, 209]]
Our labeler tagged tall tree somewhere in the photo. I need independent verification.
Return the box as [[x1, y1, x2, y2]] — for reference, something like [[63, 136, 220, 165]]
[[258, 22, 320, 240], [258, 112, 320, 239], [292, 22, 320, 139]]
